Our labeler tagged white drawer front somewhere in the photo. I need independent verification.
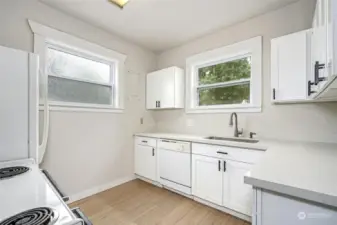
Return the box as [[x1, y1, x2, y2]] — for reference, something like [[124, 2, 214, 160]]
[[192, 143, 264, 164], [135, 136, 157, 147]]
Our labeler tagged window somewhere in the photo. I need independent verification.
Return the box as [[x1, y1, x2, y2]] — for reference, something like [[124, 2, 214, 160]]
[[29, 20, 126, 112], [197, 56, 251, 106], [186, 37, 262, 113], [46, 46, 114, 105]]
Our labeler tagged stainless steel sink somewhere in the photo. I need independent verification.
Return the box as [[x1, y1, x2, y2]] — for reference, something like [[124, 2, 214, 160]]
[[204, 136, 259, 143]]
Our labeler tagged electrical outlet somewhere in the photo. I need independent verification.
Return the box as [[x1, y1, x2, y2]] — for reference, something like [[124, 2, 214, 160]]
[[140, 117, 144, 125]]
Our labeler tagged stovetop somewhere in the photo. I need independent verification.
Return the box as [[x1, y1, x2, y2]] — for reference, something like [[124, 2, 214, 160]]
[[0, 159, 78, 225]]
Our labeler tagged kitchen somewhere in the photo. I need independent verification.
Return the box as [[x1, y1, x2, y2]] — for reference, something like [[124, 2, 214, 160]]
[[0, 0, 337, 224]]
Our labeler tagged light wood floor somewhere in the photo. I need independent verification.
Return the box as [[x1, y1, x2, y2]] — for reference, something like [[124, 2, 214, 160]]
[[70, 179, 249, 225]]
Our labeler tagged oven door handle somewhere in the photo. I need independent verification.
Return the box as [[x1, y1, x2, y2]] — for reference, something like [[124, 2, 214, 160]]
[[41, 169, 69, 202], [72, 207, 93, 225]]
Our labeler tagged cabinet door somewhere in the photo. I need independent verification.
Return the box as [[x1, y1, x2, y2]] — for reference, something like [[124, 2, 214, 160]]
[[312, 0, 329, 90], [271, 31, 309, 101], [156, 68, 175, 108], [222, 160, 253, 216], [192, 155, 223, 205], [146, 68, 176, 109], [326, 0, 336, 78], [146, 72, 160, 109], [134, 144, 156, 181]]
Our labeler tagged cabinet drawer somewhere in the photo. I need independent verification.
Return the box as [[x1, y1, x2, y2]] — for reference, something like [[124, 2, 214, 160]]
[[192, 143, 264, 164], [135, 136, 157, 147]]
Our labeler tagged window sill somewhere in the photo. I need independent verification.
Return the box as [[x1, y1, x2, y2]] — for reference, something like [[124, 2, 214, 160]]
[[39, 101, 124, 113], [186, 105, 261, 114]]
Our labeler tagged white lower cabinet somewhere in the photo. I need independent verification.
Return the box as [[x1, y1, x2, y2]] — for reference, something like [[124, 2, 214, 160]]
[[134, 137, 262, 221], [192, 155, 223, 206], [192, 153, 255, 216], [134, 142, 157, 181], [223, 160, 253, 216]]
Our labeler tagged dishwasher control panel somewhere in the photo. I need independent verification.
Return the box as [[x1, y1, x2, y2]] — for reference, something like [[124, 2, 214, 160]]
[[158, 139, 191, 153]]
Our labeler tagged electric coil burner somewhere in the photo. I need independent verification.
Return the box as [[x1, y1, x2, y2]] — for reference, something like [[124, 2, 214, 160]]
[[0, 207, 58, 225], [0, 166, 29, 180]]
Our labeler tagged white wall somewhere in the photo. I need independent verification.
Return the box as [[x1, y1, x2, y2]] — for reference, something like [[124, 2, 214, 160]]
[[154, 0, 337, 143], [0, 0, 156, 196]]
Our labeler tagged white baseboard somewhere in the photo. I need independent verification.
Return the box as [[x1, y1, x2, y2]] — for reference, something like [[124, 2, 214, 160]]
[[194, 197, 251, 222], [68, 175, 135, 204], [135, 174, 163, 188]]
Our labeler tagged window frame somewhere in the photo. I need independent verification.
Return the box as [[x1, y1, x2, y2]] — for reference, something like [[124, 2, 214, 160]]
[[29, 20, 127, 113], [186, 36, 262, 113]]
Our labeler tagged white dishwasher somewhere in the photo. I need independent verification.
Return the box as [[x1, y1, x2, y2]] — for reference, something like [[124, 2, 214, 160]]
[[158, 139, 191, 195]]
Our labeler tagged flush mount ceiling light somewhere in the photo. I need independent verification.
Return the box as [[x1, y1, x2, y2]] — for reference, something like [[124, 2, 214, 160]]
[[109, 0, 129, 8]]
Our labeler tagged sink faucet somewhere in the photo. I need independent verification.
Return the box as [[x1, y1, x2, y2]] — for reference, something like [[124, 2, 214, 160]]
[[229, 112, 243, 137]]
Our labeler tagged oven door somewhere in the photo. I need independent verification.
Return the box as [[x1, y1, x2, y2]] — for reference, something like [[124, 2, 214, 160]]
[[159, 148, 191, 187]]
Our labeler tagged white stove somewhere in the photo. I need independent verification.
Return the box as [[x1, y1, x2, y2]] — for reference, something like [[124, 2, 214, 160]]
[[0, 159, 83, 225]]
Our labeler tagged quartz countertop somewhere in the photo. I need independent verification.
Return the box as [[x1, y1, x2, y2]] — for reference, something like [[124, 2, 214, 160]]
[[135, 132, 337, 208]]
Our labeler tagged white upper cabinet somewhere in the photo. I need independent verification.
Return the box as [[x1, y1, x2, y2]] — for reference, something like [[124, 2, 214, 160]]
[[311, 0, 329, 91], [310, 0, 337, 100], [146, 66, 184, 109], [271, 30, 311, 102], [270, 0, 337, 102]]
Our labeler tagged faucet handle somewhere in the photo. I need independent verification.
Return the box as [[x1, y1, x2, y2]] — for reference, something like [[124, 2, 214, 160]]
[[238, 128, 243, 136], [249, 132, 257, 139]]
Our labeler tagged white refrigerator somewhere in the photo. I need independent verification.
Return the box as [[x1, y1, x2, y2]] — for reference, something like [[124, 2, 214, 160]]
[[0, 45, 39, 162]]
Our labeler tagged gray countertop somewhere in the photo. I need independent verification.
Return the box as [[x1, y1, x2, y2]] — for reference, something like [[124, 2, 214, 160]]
[[135, 132, 337, 208]]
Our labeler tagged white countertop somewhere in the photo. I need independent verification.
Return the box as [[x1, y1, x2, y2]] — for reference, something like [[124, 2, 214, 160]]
[[135, 132, 268, 151], [135, 132, 337, 208]]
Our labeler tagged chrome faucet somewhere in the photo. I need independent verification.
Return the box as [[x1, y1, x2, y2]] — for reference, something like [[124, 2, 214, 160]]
[[229, 112, 243, 137]]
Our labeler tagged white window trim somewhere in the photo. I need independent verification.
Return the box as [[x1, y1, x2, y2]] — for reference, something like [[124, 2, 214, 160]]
[[28, 20, 127, 113], [186, 36, 262, 114]]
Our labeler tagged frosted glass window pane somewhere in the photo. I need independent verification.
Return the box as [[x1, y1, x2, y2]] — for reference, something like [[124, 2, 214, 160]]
[[47, 48, 111, 84], [48, 76, 112, 105]]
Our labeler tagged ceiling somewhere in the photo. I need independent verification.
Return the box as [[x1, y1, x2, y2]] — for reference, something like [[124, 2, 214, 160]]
[[41, 0, 299, 52]]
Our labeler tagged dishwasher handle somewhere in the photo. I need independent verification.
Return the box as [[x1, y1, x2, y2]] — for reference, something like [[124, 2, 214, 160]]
[[41, 169, 69, 202]]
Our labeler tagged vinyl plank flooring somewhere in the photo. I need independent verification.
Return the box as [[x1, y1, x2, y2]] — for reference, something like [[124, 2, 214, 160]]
[[69, 179, 249, 225]]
